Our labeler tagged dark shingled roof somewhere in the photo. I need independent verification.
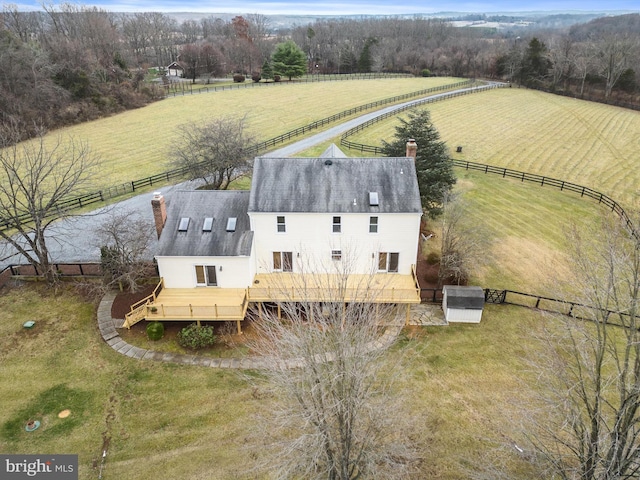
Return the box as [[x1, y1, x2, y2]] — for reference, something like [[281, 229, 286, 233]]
[[249, 157, 422, 214], [157, 190, 253, 257], [443, 285, 485, 310]]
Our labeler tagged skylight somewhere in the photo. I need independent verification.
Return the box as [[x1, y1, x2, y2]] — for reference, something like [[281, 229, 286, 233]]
[[226, 217, 237, 232], [203, 217, 213, 232], [178, 217, 190, 232], [369, 191, 379, 206]]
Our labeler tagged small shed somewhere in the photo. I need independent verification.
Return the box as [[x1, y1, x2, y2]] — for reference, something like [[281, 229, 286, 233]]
[[442, 285, 485, 323]]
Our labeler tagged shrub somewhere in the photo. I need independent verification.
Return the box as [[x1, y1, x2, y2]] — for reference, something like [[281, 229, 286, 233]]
[[421, 69, 432, 77], [274, 75, 281, 82], [146, 322, 164, 341], [233, 74, 245, 83], [177, 323, 216, 350], [251, 73, 261, 82], [426, 252, 441, 265]]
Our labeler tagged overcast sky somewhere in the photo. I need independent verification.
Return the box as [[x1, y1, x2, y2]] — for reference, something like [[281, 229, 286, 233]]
[[10, 0, 640, 15]]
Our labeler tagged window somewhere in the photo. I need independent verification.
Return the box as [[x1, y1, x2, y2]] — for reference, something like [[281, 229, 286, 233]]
[[277, 216, 286, 233], [369, 191, 379, 206], [369, 216, 378, 233], [332, 216, 341, 233], [273, 252, 293, 272], [202, 217, 213, 232], [332, 250, 342, 261], [195, 265, 217, 286], [226, 217, 237, 232], [378, 252, 399, 272]]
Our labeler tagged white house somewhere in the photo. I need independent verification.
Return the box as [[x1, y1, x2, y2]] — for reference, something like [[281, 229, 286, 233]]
[[124, 144, 424, 330], [154, 190, 255, 289], [248, 148, 423, 277]]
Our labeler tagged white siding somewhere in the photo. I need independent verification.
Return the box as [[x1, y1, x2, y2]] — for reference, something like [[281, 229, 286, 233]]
[[157, 255, 253, 288], [250, 212, 421, 275], [444, 307, 483, 323]]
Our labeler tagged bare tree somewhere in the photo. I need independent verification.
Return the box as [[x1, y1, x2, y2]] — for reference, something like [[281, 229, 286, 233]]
[[594, 33, 638, 99], [0, 125, 97, 284], [172, 116, 255, 190], [438, 193, 490, 287], [571, 41, 597, 97], [97, 209, 155, 293], [526, 214, 640, 479], [247, 258, 419, 479]]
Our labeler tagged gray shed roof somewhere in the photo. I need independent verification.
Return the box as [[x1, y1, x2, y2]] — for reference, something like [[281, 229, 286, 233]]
[[249, 156, 422, 214], [443, 285, 485, 309], [157, 190, 253, 257]]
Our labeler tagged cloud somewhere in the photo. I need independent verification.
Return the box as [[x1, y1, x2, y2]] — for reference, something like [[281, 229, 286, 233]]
[[10, 0, 639, 14]]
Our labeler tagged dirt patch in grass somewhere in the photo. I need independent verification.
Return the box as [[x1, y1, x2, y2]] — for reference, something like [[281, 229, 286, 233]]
[[111, 285, 155, 319]]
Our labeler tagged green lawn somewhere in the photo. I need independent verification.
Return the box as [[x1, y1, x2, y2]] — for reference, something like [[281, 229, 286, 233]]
[[0, 285, 548, 479]]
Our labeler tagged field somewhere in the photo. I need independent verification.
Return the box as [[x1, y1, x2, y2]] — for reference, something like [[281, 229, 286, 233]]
[[35, 77, 461, 191], [350, 87, 640, 205], [2, 78, 640, 478], [0, 285, 543, 480]]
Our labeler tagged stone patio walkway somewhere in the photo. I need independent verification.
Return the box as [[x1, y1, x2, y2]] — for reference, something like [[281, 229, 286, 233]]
[[97, 292, 446, 369]]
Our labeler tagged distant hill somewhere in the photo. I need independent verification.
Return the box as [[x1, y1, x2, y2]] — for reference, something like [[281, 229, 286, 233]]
[[569, 12, 640, 39], [162, 10, 637, 31]]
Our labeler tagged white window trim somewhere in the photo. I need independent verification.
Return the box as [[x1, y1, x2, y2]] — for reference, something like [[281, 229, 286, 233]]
[[369, 216, 378, 234], [332, 216, 341, 233]]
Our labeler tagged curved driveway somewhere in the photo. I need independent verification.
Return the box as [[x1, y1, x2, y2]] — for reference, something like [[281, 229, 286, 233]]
[[0, 83, 499, 269]]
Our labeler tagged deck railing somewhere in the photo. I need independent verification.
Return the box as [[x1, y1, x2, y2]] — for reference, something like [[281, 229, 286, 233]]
[[124, 279, 164, 328], [248, 285, 420, 303]]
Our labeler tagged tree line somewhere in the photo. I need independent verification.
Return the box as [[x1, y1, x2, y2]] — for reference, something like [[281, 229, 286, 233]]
[[2, 5, 639, 136]]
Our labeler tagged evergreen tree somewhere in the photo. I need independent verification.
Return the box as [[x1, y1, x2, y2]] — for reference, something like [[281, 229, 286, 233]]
[[381, 109, 456, 218], [357, 37, 377, 73], [521, 37, 550, 86], [271, 40, 307, 80], [261, 59, 274, 81]]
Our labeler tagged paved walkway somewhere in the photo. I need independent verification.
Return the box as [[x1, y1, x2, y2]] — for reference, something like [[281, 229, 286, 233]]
[[97, 292, 446, 369]]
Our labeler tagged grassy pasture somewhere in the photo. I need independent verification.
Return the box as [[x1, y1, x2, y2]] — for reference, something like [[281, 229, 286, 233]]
[[349, 87, 640, 206], [31, 77, 460, 191], [0, 284, 548, 480]]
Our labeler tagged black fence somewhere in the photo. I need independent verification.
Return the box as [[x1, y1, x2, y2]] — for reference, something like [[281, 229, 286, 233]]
[[484, 288, 634, 329], [163, 73, 413, 97], [0, 79, 472, 233], [451, 159, 637, 238]]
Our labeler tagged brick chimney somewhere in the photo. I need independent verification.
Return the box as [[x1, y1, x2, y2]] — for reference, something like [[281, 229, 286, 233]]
[[151, 192, 167, 239], [406, 138, 417, 160]]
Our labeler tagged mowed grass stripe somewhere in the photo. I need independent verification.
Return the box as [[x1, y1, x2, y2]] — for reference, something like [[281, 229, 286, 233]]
[[440, 170, 600, 292], [350, 88, 640, 205], [32, 77, 460, 190]]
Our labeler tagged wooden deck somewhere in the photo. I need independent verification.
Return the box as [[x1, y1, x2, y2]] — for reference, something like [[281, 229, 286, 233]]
[[123, 280, 249, 329], [148, 288, 249, 321], [123, 267, 420, 330], [249, 270, 421, 304]]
